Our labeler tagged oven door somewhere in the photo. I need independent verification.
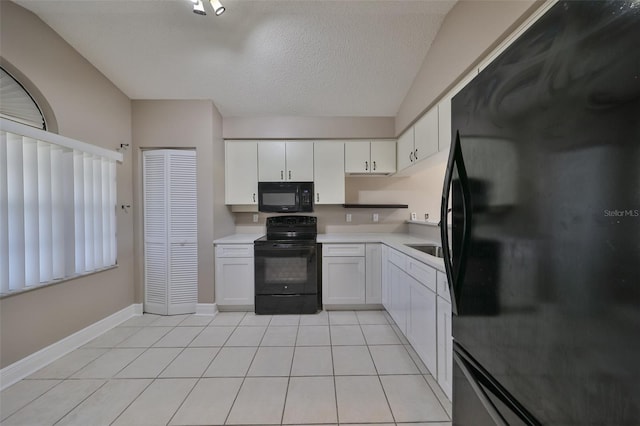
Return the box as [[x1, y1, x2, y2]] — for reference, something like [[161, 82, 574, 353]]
[[255, 242, 317, 295]]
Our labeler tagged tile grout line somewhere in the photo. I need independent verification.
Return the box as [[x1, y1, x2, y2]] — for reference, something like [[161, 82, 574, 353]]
[[222, 312, 269, 425], [109, 313, 210, 426], [362, 320, 398, 426], [278, 319, 300, 425], [328, 313, 341, 426], [107, 378, 156, 426]]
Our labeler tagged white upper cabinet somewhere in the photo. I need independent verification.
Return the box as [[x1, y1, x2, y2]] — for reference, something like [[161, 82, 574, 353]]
[[398, 106, 438, 172], [370, 141, 396, 174], [344, 142, 370, 173], [285, 142, 314, 181], [345, 140, 396, 175], [258, 141, 314, 182], [257, 141, 286, 181], [314, 142, 345, 205], [437, 71, 478, 154], [225, 140, 258, 205], [438, 97, 452, 153], [397, 127, 414, 171], [413, 107, 439, 163]]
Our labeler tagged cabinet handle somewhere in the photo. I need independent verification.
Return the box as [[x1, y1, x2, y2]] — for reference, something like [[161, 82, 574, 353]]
[[288, 170, 291, 180], [365, 161, 369, 171], [316, 193, 319, 202], [409, 151, 414, 162], [253, 193, 256, 202], [415, 148, 418, 160], [373, 161, 376, 171], [281, 170, 284, 180]]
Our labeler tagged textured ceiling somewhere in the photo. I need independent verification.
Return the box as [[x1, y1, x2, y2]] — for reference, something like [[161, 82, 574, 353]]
[[13, 0, 456, 117]]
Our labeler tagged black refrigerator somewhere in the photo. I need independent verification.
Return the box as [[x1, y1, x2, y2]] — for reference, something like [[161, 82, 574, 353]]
[[440, 1, 640, 425]]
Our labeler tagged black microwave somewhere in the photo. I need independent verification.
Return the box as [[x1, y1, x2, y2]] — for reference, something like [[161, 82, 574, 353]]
[[258, 181, 314, 213]]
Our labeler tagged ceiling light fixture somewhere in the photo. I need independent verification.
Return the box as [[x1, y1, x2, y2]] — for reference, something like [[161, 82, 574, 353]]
[[209, 0, 225, 16], [191, 0, 206, 15]]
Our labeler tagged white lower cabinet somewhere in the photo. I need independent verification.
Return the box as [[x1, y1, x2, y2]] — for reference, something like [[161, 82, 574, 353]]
[[215, 244, 254, 306], [322, 256, 366, 304], [381, 244, 389, 306], [436, 271, 453, 400], [322, 243, 382, 306], [407, 273, 437, 376], [382, 245, 453, 400], [365, 243, 382, 304], [437, 295, 453, 400], [387, 262, 409, 334], [322, 244, 366, 305]]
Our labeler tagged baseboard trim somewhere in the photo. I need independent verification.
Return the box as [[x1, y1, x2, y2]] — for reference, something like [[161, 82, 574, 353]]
[[195, 303, 218, 316], [0, 303, 142, 391]]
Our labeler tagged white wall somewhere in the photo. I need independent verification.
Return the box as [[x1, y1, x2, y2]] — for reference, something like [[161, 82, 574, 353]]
[[396, 0, 541, 135], [392, 0, 542, 230], [132, 100, 234, 304], [223, 116, 395, 140], [0, 1, 134, 368]]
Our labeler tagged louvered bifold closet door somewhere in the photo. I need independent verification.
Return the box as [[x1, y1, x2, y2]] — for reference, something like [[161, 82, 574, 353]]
[[143, 149, 197, 315], [167, 151, 198, 314]]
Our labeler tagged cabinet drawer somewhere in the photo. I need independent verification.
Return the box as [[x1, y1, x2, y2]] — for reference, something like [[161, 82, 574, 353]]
[[215, 244, 254, 258], [437, 270, 451, 302], [407, 258, 436, 292], [388, 248, 406, 269], [323, 244, 365, 257]]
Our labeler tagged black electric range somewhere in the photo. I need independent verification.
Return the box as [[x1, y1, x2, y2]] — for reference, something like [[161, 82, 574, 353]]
[[254, 216, 320, 315]]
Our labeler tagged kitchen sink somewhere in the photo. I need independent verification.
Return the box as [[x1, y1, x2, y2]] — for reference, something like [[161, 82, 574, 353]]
[[406, 244, 444, 258]]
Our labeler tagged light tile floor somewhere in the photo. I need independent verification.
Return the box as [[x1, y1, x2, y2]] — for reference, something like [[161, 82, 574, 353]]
[[0, 310, 452, 426]]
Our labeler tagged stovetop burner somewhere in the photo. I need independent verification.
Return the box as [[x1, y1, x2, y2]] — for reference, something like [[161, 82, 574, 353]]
[[257, 215, 318, 242]]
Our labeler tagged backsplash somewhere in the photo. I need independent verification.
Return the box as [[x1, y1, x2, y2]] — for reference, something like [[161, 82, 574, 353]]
[[231, 154, 448, 236]]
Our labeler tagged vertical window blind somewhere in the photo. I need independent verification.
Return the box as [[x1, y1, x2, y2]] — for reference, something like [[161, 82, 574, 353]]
[[0, 118, 123, 295]]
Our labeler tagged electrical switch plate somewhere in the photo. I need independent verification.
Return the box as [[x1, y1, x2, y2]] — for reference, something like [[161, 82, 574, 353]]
[[373, 213, 379, 222], [252, 213, 259, 223], [346, 213, 352, 223]]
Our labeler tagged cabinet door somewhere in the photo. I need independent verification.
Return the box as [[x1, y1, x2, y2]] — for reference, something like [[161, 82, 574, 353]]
[[313, 142, 345, 204], [370, 140, 396, 174], [365, 243, 382, 304], [437, 99, 452, 153], [322, 256, 366, 304], [285, 142, 314, 181], [381, 244, 389, 307], [437, 296, 453, 400], [225, 141, 258, 205], [413, 106, 438, 164], [215, 257, 255, 305], [436, 270, 450, 303], [388, 263, 409, 333], [396, 127, 414, 171], [344, 142, 370, 173], [407, 276, 437, 376], [258, 141, 286, 181]]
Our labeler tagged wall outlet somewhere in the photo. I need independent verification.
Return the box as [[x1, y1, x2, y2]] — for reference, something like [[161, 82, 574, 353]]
[[252, 213, 259, 223], [346, 213, 352, 223], [372, 213, 379, 222]]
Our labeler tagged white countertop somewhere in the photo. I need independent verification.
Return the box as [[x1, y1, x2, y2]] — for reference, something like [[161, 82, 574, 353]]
[[213, 233, 263, 244], [318, 233, 445, 272], [215, 232, 446, 272]]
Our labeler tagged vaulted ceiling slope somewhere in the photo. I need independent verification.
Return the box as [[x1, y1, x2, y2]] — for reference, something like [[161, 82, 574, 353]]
[[13, 0, 456, 117]]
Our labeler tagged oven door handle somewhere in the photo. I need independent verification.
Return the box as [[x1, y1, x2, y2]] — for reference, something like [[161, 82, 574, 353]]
[[262, 243, 315, 250], [254, 244, 316, 262]]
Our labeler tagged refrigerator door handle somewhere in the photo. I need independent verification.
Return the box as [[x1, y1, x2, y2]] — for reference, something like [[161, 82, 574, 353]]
[[454, 343, 542, 426], [441, 130, 472, 315], [454, 350, 509, 426]]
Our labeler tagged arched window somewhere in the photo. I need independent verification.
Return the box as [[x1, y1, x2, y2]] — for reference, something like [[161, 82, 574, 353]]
[[0, 66, 46, 130]]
